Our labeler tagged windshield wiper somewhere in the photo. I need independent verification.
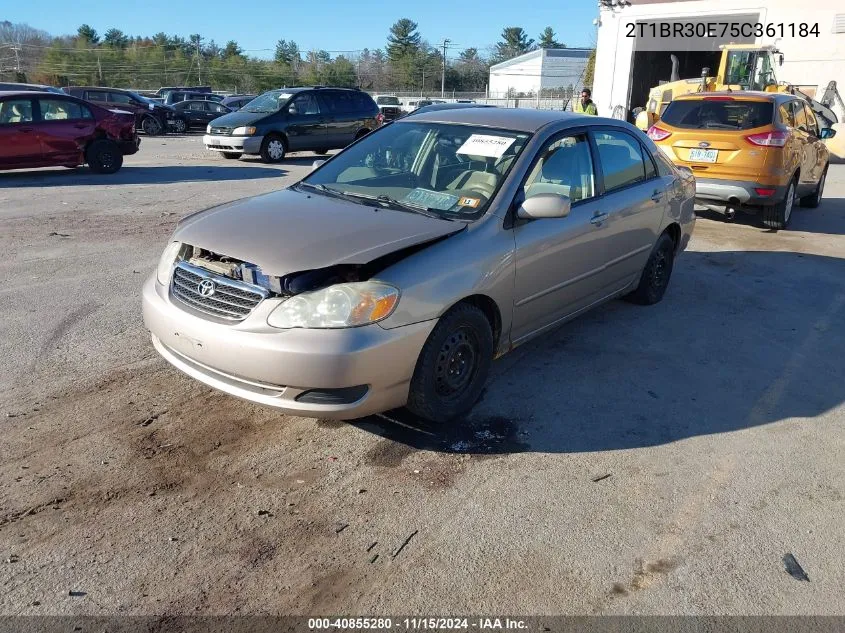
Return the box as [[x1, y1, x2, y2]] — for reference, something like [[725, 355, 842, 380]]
[[334, 191, 452, 220]]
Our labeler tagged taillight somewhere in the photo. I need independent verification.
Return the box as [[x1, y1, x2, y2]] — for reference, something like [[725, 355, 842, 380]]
[[647, 125, 671, 141], [376, 112, 384, 125], [745, 130, 787, 147], [755, 188, 776, 196]]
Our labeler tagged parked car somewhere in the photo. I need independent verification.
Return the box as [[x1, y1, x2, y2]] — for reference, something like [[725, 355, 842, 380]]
[[162, 91, 225, 106], [63, 86, 173, 136], [373, 95, 403, 121], [0, 90, 139, 173], [156, 86, 212, 97], [648, 91, 834, 229], [399, 102, 496, 119], [169, 100, 233, 132], [221, 95, 257, 110], [0, 82, 65, 94], [202, 87, 381, 162], [145, 109, 695, 423]]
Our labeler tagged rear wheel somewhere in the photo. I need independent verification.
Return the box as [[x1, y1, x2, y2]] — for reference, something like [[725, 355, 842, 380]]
[[406, 304, 493, 424], [86, 139, 123, 174], [762, 178, 796, 229], [260, 134, 286, 163], [171, 118, 187, 134], [141, 116, 163, 136], [221, 152, 241, 160], [625, 232, 675, 305], [800, 167, 827, 208]]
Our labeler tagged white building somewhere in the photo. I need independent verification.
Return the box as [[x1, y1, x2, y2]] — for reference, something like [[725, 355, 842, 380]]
[[488, 48, 592, 97], [593, 0, 845, 119]]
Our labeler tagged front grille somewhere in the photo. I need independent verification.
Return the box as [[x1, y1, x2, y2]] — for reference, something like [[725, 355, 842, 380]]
[[171, 262, 268, 321], [209, 126, 233, 135]]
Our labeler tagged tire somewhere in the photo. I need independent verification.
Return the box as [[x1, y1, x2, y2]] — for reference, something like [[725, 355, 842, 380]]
[[762, 177, 796, 229], [171, 118, 187, 134], [141, 116, 163, 136], [259, 134, 286, 163], [800, 166, 827, 208], [314, 149, 329, 155], [221, 152, 241, 160], [86, 139, 123, 174], [625, 232, 676, 306], [406, 303, 494, 424]]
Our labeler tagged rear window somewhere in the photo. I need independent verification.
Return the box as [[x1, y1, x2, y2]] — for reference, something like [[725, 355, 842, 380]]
[[661, 99, 774, 130], [376, 96, 400, 106]]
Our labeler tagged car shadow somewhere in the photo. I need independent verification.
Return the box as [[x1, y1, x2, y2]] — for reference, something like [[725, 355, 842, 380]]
[[696, 196, 845, 236], [238, 154, 330, 166], [344, 250, 845, 455], [0, 165, 287, 187]]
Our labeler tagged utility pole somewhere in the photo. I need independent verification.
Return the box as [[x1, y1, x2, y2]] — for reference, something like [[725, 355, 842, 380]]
[[440, 38, 450, 98], [196, 38, 202, 84], [11, 45, 21, 73]]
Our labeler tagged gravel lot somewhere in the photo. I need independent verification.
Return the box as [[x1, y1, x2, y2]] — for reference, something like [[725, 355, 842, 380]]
[[1, 133, 844, 616]]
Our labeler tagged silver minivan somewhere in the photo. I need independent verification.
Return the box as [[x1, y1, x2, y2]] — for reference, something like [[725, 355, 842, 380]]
[[144, 109, 696, 423]]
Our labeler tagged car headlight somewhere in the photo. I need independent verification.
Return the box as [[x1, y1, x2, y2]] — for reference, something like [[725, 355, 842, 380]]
[[267, 282, 400, 329], [156, 241, 183, 285], [232, 126, 257, 136]]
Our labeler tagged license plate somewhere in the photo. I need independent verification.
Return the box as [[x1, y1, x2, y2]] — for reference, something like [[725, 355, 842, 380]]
[[689, 148, 718, 163]]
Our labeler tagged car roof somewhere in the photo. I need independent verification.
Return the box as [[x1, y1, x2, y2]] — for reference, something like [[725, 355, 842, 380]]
[[402, 107, 598, 132], [66, 86, 129, 92], [0, 90, 67, 97], [674, 90, 792, 103]]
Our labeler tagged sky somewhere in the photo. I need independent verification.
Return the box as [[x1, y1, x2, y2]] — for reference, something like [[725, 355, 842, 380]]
[[3, 0, 599, 59]]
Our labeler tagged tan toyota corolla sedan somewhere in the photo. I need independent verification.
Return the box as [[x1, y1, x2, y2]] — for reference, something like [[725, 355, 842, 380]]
[[143, 109, 696, 423]]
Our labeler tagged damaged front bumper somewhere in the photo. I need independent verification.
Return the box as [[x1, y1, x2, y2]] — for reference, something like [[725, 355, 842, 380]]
[[142, 274, 436, 419]]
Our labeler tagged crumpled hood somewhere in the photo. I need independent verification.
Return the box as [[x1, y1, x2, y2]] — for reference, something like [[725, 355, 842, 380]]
[[173, 188, 464, 276]]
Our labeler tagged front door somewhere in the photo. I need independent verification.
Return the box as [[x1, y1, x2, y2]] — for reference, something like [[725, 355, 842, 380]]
[[285, 92, 327, 151], [318, 91, 356, 148], [511, 132, 617, 343], [0, 97, 40, 168], [35, 97, 97, 165]]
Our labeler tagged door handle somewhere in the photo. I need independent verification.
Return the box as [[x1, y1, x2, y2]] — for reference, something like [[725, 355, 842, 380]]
[[651, 190, 664, 202], [590, 212, 608, 226]]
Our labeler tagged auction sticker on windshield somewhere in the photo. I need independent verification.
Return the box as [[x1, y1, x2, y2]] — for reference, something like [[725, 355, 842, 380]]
[[404, 188, 460, 211], [457, 134, 516, 158]]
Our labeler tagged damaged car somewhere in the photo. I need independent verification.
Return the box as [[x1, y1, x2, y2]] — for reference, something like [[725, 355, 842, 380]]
[[143, 109, 696, 423]]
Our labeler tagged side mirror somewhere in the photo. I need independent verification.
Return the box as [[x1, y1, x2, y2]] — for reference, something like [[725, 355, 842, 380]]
[[288, 105, 298, 115], [517, 193, 571, 220], [820, 127, 837, 140], [311, 159, 325, 171]]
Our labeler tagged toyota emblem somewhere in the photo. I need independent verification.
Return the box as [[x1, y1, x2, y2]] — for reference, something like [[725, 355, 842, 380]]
[[698, 142, 711, 148], [197, 279, 216, 297]]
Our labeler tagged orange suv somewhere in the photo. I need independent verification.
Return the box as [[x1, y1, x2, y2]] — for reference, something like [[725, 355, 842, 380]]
[[647, 92, 834, 229]]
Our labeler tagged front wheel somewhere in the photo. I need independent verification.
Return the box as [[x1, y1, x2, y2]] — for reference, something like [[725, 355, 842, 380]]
[[171, 118, 187, 134], [406, 304, 493, 424], [800, 167, 826, 208], [260, 135, 286, 163], [625, 232, 675, 305], [141, 116, 163, 136], [86, 139, 123, 174]]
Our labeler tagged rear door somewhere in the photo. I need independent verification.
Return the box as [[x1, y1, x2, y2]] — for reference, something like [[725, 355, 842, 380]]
[[803, 104, 826, 185], [285, 92, 327, 151], [35, 97, 96, 164], [591, 128, 669, 287], [319, 91, 357, 148], [794, 101, 821, 190], [511, 131, 616, 342], [0, 97, 40, 167], [186, 101, 208, 126]]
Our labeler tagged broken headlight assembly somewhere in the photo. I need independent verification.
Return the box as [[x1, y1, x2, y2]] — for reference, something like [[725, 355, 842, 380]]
[[267, 282, 400, 329], [156, 241, 184, 285]]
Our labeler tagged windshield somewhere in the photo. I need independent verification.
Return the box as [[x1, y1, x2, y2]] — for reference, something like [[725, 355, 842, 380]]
[[661, 99, 774, 130], [725, 50, 777, 91], [300, 122, 530, 221], [243, 90, 294, 113], [377, 96, 400, 105]]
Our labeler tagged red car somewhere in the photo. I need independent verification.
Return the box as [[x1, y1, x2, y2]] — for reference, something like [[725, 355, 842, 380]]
[[0, 91, 140, 174]]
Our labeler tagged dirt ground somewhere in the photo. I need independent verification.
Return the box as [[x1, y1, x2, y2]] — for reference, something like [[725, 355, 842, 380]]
[[1, 134, 844, 616]]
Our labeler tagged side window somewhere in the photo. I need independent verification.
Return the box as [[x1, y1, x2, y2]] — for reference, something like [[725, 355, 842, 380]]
[[791, 100, 808, 131], [522, 134, 595, 203], [86, 91, 109, 102], [642, 144, 658, 180], [355, 93, 376, 112], [594, 130, 647, 191], [652, 148, 676, 177], [778, 102, 795, 127], [211, 103, 227, 114], [188, 102, 206, 111], [804, 104, 820, 137], [108, 92, 135, 105], [0, 99, 34, 124], [39, 98, 91, 121], [291, 93, 320, 115]]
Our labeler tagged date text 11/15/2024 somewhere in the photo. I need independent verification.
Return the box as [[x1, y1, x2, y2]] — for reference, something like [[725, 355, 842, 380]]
[[308, 618, 529, 630]]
